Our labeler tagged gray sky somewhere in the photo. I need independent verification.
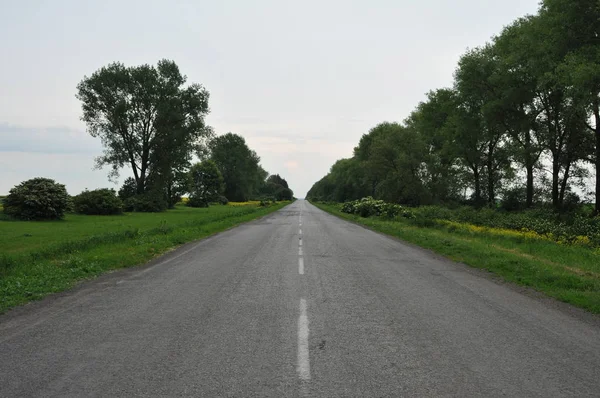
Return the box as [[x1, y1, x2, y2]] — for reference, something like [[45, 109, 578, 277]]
[[0, 0, 541, 197]]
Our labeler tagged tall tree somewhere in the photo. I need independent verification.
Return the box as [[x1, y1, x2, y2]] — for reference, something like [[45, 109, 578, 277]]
[[454, 45, 513, 206], [493, 20, 545, 207], [522, 14, 592, 209], [406, 89, 464, 203], [76, 59, 211, 195], [209, 133, 263, 202], [542, 0, 600, 213]]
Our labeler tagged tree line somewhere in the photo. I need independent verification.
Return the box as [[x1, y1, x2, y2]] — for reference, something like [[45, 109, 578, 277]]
[[77, 59, 293, 211], [308, 0, 599, 214]]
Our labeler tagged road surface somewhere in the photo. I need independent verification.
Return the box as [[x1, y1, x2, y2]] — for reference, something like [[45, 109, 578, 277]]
[[1, 200, 600, 397]]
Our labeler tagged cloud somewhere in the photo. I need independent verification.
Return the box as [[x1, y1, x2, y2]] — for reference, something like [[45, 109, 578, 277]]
[[0, 122, 101, 155]]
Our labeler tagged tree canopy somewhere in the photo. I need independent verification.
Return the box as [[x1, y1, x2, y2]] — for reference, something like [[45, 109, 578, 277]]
[[78, 61, 294, 209], [308, 0, 600, 213], [77, 59, 212, 198], [208, 133, 265, 202]]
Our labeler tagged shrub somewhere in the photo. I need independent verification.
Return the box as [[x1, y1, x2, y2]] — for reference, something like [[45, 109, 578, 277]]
[[123, 192, 167, 212], [218, 195, 229, 205], [501, 187, 527, 212], [118, 177, 137, 201], [187, 196, 209, 208], [73, 188, 123, 215], [340, 197, 414, 219], [3, 177, 70, 220]]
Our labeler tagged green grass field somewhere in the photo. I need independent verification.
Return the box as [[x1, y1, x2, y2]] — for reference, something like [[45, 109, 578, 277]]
[[314, 202, 600, 314], [0, 203, 289, 313]]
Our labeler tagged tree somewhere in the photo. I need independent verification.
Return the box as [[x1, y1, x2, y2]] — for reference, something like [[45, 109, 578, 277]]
[[267, 174, 289, 189], [188, 160, 224, 206], [517, 14, 593, 210], [454, 45, 514, 207], [118, 177, 137, 200], [541, 0, 600, 213], [354, 122, 429, 205], [405, 89, 464, 203], [262, 174, 294, 200], [3, 178, 70, 220], [76, 59, 211, 196], [492, 21, 545, 207], [209, 133, 263, 202]]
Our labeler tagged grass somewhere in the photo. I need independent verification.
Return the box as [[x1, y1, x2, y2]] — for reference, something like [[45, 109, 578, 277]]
[[314, 202, 600, 314], [0, 202, 289, 313]]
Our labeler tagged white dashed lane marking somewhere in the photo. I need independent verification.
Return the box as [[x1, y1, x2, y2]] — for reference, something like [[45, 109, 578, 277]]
[[297, 298, 310, 381]]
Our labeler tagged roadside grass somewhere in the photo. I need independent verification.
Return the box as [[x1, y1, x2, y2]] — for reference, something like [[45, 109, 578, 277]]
[[0, 202, 289, 313], [314, 203, 600, 314]]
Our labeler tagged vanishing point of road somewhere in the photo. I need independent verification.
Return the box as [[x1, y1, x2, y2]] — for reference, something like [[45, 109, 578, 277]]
[[1, 200, 600, 397]]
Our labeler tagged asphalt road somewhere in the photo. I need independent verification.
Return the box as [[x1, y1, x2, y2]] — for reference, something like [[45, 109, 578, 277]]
[[1, 200, 600, 397]]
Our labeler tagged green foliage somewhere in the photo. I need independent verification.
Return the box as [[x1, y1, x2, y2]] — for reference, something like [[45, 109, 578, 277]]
[[307, 1, 600, 213], [341, 197, 413, 219], [218, 195, 229, 205], [276, 187, 294, 201], [186, 196, 209, 208], [260, 174, 294, 201], [76, 59, 212, 198], [73, 188, 123, 215], [118, 177, 137, 201], [501, 187, 528, 212], [259, 199, 274, 207], [188, 160, 224, 207], [209, 133, 263, 202], [123, 193, 167, 213], [3, 178, 70, 221]]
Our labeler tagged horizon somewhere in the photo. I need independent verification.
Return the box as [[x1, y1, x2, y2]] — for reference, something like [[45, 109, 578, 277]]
[[0, 0, 541, 197]]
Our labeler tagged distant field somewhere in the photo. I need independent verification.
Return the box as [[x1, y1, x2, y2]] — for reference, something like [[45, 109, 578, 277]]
[[0, 202, 290, 312]]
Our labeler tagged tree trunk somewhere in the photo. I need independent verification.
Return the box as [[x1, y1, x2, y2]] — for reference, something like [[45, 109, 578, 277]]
[[487, 159, 494, 207], [594, 101, 600, 216], [526, 163, 534, 208], [524, 129, 534, 208], [137, 173, 146, 195], [473, 167, 482, 206], [558, 161, 571, 211], [552, 156, 560, 210]]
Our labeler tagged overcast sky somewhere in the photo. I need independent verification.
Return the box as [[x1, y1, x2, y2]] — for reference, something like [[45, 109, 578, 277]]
[[0, 0, 541, 197]]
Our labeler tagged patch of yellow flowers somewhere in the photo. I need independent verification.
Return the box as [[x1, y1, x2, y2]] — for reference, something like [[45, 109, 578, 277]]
[[437, 220, 593, 249], [228, 201, 261, 207]]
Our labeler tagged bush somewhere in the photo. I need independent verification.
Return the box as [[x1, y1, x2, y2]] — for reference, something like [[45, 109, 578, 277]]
[[186, 196, 209, 208], [340, 197, 414, 219], [218, 195, 229, 205], [123, 193, 167, 212], [3, 177, 70, 220], [73, 189, 123, 215], [501, 187, 527, 212]]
